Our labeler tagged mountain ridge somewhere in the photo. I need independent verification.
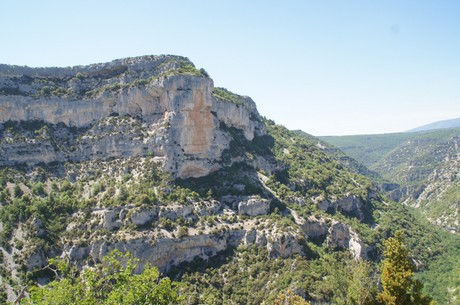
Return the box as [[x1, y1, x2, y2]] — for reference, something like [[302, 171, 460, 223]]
[[408, 117, 460, 133]]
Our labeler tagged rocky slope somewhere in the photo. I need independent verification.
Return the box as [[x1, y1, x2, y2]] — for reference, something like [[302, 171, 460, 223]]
[[0, 56, 458, 304]]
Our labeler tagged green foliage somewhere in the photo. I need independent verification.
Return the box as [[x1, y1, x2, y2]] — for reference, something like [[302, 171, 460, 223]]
[[177, 246, 310, 305], [416, 250, 460, 305], [420, 180, 460, 231], [175, 245, 380, 305], [320, 132, 416, 167], [177, 162, 265, 198], [22, 250, 181, 305], [13, 184, 23, 198], [199, 68, 209, 77], [266, 289, 311, 305], [265, 120, 373, 212], [377, 231, 433, 305], [212, 87, 245, 105], [83, 60, 206, 98], [32, 182, 46, 196], [1, 93, 458, 305], [301, 252, 378, 305], [176, 63, 201, 75], [75, 72, 85, 80], [321, 126, 460, 237], [374, 202, 460, 304], [37, 85, 72, 97]]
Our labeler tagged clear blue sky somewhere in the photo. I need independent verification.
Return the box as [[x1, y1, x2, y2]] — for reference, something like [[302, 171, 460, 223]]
[[1, 0, 460, 136]]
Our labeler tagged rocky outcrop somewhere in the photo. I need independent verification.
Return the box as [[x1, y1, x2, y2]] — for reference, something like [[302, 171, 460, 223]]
[[61, 207, 367, 273], [0, 55, 265, 179], [159, 204, 194, 221], [300, 215, 329, 239], [130, 208, 159, 227], [317, 194, 366, 220], [63, 225, 304, 272], [327, 221, 367, 259], [266, 232, 303, 258], [238, 196, 271, 216]]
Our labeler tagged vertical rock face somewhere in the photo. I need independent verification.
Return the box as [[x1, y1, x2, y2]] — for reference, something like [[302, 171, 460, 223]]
[[238, 196, 271, 216], [0, 55, 265, 178], [163, 76, 224, 178], [327, 221, 367, 259]]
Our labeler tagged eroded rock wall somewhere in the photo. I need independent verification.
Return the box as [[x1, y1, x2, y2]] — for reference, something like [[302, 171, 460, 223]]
[[0, 56, 265, 178]]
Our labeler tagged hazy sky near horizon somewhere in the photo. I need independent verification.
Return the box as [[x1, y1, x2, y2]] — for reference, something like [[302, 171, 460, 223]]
[[1, 0, 459, 136]]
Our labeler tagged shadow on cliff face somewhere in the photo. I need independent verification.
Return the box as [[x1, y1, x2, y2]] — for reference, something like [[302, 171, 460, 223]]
[[176, 162, 267, 198], [176, 122, 279, 200], [167, 246, 237, 281]]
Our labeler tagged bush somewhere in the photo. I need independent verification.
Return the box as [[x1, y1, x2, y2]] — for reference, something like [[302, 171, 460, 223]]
[[23, 250, 181, 305]]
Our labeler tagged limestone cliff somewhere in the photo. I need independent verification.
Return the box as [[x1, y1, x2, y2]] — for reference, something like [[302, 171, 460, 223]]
[[0, 55, 264, 178]]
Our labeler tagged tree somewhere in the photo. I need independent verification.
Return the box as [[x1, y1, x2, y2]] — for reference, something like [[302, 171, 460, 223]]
[[377, 231, 434, 305], [266, 289, 311, 305], [22, 250, 181, 305], [346, 259, 377, 305]]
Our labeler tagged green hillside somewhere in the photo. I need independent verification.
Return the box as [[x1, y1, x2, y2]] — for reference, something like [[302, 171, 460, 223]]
[[320, 132, 416, 168], [320, 128, 460, 174], [320, 128, 460, 234]]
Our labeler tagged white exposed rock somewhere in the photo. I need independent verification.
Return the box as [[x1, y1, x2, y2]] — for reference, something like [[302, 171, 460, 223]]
[[66, 245, 89, 261], [244, 229, 257, 245], [130, 208, 158, 226], [267, 232, 303, 258], [94, 209, 123, 231], [301, 216, 328, 238], [0, 57, 266, 179], [238, 196, 270, 216], [336, 194, 364, 217], [317, 194, 365, 220], [213, 95, 265, 140], [193, 200, 222, 216], [63, 222, 305, 272], [317, 199, 333, 211], [327, 221, 367, 259], [159, 205, 194, 221], [30, 217, 46, 237]]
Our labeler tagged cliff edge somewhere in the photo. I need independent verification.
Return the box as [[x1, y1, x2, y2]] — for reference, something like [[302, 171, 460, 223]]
[[0, 55, 265, 178]]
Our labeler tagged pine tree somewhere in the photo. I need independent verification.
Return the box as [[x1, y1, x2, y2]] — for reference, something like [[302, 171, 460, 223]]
[[377, 231, 434, 305]]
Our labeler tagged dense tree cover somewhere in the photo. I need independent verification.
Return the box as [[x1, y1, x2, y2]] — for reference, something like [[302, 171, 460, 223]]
[[173, 245, 380, 305], [20, 250, 181, 305], [417, 251, 460, 305], [265, 289, 311, 305]]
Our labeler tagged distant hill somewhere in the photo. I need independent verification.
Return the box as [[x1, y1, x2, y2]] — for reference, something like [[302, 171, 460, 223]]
[[408, 117, 460, 132], [319, 132, 414, 166], [320, 128, 460, 234]]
